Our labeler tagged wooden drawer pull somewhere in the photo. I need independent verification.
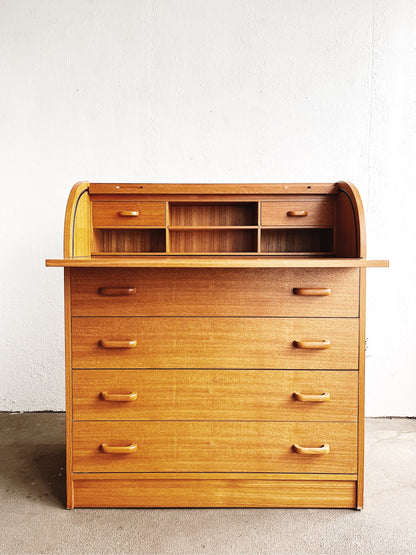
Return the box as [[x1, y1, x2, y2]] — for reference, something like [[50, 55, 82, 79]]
[[99, 340, 137, 349], [101, 443, 138, 454], [287, 210, 308, 217], [98, 287, 137, 296], [293, 287, 331, 296], [293, 339, 331, 349], [101, 391, 138, 402], [293, 392, 331, 402], [118, 210, 139, 217], [293, 444, 330, 455]]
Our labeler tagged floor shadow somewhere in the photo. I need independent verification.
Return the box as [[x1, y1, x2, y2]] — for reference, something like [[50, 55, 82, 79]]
[[0, 414, 67, 508]]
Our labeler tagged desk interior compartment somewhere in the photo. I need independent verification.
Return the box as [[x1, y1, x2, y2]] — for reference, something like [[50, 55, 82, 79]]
[[93, 229, 166, 254], [170, 229, 257, 253], [261, 228, 333, 254], [169, 202, 258, 227]]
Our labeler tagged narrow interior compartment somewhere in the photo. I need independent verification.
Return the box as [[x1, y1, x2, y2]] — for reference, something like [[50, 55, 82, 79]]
[[170, 229, 257, 253], [170, 203, 258, 227], [261, 229, 333, 254], [93, 229, 166, 253]]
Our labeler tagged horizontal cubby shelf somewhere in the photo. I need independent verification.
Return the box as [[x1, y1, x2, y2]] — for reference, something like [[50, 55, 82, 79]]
[[169, 226, 258, 230]]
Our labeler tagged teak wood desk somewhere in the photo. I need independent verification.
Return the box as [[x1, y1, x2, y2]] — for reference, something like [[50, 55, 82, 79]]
[[46, 182, 388, 509]]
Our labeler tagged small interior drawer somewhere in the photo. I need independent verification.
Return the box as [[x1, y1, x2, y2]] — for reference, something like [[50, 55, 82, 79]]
[[261, 200, 334, 227], [92, 201, 166, 227]]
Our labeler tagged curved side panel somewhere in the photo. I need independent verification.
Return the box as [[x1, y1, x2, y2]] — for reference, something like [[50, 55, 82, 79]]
[[64, 181, 91, 258], [335, 181, 366, 258]]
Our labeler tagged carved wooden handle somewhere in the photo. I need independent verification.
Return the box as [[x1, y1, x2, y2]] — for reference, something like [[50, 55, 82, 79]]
[[118, 210, 139, 217], [293, 444, 330, 455], [293, 340, 331, 349], [293, 392, 331, 402], [98, 287, 136, 296], [101, 391, 138, 402], [99, 340, 137, 349], [101, 443, 137, 454], [287, 210, 308, 217], [293, 288, 331, 296]]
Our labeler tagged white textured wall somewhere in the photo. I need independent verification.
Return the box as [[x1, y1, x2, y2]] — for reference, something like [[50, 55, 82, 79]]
[[0, 1, 414, 415]]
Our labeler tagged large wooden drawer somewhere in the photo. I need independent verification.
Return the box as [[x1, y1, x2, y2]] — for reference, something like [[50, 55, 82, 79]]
[[92, 201, 166, 227], [70, 268, 359, 317], [72, 369, 358, 421], [72, 421, 357, 473], [261, 199, 335, 227], [71, 317, 359, 369]]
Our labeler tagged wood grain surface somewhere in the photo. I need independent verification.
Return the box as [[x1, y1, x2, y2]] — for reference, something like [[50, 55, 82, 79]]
[[71, 316, 359, 369], [73, 421, 357, 473], [70, 267, 359, 317], [72, 369, 358, 422], [92, 201, 166, 227], [261, 199, 335, 227], [73, 478, 356, 508]]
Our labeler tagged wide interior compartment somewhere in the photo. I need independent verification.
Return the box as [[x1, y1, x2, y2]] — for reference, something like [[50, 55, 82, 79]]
[[170, 229, 257, 253], [93, 229, 166, 253], [261, 228, 333, 254], [170, 203, 258, 226]]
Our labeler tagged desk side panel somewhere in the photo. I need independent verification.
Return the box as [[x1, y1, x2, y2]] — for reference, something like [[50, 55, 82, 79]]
[[64, 268, 74, 508], [357, 268, 366, 508]]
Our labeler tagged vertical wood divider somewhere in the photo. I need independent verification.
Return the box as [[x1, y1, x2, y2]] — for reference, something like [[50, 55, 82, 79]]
[[257, 201, 261, 253], [165, 201, 170, 254]]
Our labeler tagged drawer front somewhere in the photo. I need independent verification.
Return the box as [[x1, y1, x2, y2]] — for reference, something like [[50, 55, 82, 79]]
[[92, 201, 166, 227], [73, 369, 358, 421], [73, 421, 357, 473], [70, 268, 359, 317], [261, 200, 334, 227], [72, 317, 359, 369]]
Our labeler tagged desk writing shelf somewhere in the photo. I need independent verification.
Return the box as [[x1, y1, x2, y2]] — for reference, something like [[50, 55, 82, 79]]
[[46, 181, 388, 509]]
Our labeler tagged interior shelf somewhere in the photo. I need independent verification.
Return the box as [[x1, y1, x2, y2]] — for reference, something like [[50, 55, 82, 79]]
[[169, 226, 258, 230]]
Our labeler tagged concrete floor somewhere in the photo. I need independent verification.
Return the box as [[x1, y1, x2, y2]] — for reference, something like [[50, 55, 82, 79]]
[[0, 415, 415, 555]]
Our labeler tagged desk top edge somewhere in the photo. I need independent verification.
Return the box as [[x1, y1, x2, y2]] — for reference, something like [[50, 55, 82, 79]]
[[45, 257, 389, 269]]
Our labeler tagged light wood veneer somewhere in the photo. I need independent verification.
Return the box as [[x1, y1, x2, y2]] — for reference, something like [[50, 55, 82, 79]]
[[72, 369, 358, 421], [72, 316, 359, 370], [46, 181, 388, 509], [93, 201, 166, 227], [70, 267, 359, 316], [261, 199, 335, 227], [73, 421, 357, 473], [73, 478, 357, 508]]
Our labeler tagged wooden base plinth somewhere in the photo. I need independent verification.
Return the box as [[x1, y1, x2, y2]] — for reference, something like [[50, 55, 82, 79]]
[[71, 477, 357, 509]]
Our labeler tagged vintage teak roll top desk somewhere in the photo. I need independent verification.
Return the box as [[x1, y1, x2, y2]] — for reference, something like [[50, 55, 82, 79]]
[[46, 182, 388, 509]]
